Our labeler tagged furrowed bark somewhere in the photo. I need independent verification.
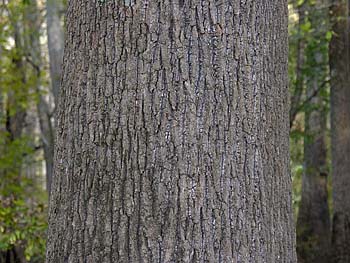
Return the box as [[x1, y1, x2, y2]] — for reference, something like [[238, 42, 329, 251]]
[[46, 1, 296, 262]]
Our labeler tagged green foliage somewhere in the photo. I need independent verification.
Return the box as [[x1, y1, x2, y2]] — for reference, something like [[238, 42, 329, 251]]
[[0, 133, 48, 262], [288, 1, 331, 218], [0, 1, 48, 261], [0, 197, 47, 262], [290, 131, 304, 217]]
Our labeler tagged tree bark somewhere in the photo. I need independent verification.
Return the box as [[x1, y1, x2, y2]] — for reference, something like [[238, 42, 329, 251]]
[[46, 1, 296, 262], [330, 1, 350, 262]]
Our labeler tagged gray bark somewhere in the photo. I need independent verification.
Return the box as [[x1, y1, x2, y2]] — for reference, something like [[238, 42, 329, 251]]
[[46, 1, 296, 262], [330, 0, 350, 262]]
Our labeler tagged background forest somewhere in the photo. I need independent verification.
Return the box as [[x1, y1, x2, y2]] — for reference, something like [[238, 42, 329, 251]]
[[0, 0, 348, 262]]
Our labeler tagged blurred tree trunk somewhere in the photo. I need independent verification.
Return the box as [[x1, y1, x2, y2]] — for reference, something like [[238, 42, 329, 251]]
[[0, 249, 25, 263], [46, 0, 64, 106], [290, 2, 306, 128], [44, 0, 64, 195], [0, 15, 3, 132], [7, 13, 26, 141], [24, 0, 55, 196], [296, 1, 331, 262], [46, 1, 296, 262], [330, 1, 350, 262], [37, 96, 55, 195]]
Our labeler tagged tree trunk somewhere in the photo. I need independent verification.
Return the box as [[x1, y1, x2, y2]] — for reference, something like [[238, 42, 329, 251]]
[[296, 1, 331, 262], [45, 0, 65, 195], [46, 0, 64, 106], [290, 2, 306, 128], [330, 1, 350, 262], [46, 1, 296, 262], [25, 0, 55, 196], [37, 97, 55, 195]]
